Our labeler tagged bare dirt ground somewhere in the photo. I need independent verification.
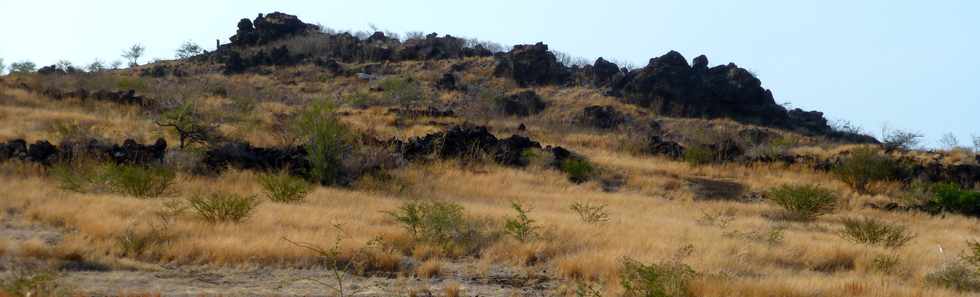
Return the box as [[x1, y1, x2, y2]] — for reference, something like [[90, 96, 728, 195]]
[[0, 209, 555, 296]]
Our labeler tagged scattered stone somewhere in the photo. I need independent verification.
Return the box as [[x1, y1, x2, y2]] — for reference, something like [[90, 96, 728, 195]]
[[687, 178, 748, 202]]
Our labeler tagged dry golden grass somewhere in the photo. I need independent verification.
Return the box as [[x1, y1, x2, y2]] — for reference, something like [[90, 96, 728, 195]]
[[1, 58, 979, 296]]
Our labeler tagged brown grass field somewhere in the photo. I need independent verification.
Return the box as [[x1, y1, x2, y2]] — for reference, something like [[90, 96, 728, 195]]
[[0, 56, 978, 297]]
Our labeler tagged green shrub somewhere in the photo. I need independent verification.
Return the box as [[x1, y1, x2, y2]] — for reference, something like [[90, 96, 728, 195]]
[[570, 202, 610, 224], [188, 192, 260, 223], [258, 172, 311, 203], [0, 269, 67, 297], [839, 217, 915, 249], [504, 201, 538, 242], [964, 240, 980, 267], [561, 158, 595, 184], [926, 262, 980, 292], [294, 100, 351, 185], [871, 254, 901, 274], [620, 258, 696, 297], [386, 200, 466, 244], [682, 146, 714, 166], [49, 161, 105, 193], [103, 164, 176, 198], [832, 147, 901, 193], [931, 183, 980, 215], [378, 76, 425, 106], [767, 184, 837, 221]]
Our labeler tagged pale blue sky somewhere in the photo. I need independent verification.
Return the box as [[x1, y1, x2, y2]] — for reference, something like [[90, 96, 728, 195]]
[[1, 0, 977, 147]]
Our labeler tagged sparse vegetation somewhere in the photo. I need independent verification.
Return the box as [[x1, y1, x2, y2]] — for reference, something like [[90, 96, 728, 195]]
[[504, 201, 538, 242], [832, 147, 901, 193], [0, 269, 68, 297], [881, 127, 923, 151], [103, 164, 176, 198], [682, 146, 714, 166], [49, 162, 175, 198], [767, 184, 837, 220], [561, 158, 595, 183], [570, 202, 610, 224], [156, 101, 219, 149], [839, 217, 914, 248], [8, 60, 36, 73], [258, 171, 311, 203], [931, 183, 980, 215], [294, 99, 351, 185], [122, 43, 146, 66], [175, 40, 204, 59], [619, 258, 696, 297], [188, 192, 260, 223], [386, 200, 469, 247]]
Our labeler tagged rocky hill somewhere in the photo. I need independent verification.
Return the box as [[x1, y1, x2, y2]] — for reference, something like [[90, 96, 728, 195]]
[[0, 11, 979, 297]]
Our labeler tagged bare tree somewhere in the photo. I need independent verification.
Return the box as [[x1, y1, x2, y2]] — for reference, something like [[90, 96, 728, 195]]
[[110, 60, 124, 70], [86, 59, 106, 72], [0, 58, 5, 75], [973, 134, 980, 153], [175, 41, 203, 59], [880, 125, 923, 152], [55, 60, 75, 72], [939, 133, 960, 150], [122, 44, 146, 67]]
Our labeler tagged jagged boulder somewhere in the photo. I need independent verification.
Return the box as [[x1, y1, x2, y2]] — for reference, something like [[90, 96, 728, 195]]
[[229, 12, 317, 46], [314, 58, 345, 75], [648, 135, 685, 159], [398, 33, 482, 60], [496, 91, 547, 117], [202, 142, 310, 176], [0, 139, 28, 161], [581, 105, 627, 129], [592, 57, 623, 87], [399, 125, 573, 168], [435, 73, 457, 90], [613, 51, 839, 136], [493, 43, 570, 86]]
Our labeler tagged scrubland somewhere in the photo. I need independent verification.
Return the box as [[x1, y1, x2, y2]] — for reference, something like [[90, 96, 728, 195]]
[[0, 56, 978, 297]]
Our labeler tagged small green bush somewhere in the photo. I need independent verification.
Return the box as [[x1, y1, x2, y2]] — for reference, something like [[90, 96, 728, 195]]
[[931, 183, 980, 215], [620, 258, 696, 297], [294, 100, 351, 185], [871, 254, 901, 274], [504, 201, 538, 242], [964, 240, 980, 267], [188, 192, 260, 223], [561, 158, 595, 184], [839, 217, 915, 249], [258, 172, 311, 203], [104, 164, 176, 198], [49, 161, 105, 193], [926, 262, 980, 292], [832, 147, 901, 193], [682, 146, 714, 166], [767, 184, 837, 221], [378, 76, 425, 106], [386, 200, 466, 244]]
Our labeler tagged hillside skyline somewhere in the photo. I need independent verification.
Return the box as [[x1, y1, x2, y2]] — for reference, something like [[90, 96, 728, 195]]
[[1, 0, 978, 147]]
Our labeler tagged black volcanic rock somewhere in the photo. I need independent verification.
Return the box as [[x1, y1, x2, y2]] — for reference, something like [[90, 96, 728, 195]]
[[494, 43, 570, 86], [592, 57, 622, 87], [582, 105, 627, 129], [230, 12, 317, 46], [496, 91, 547, 117], [612, 51, 831, 134]]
